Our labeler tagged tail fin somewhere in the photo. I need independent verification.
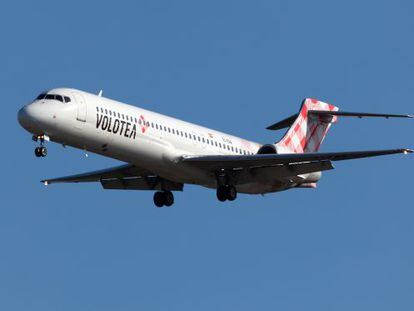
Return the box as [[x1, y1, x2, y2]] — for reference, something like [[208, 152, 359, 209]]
[[274, 98, 338, 153], [267, 98, 413, 154]]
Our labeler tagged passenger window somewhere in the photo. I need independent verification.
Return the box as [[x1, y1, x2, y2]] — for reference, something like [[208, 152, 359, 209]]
[[118, 112, 121, 118], [101, 108, 104, 113], [96, 107, 99, 112], [105, 109, 108, 114]]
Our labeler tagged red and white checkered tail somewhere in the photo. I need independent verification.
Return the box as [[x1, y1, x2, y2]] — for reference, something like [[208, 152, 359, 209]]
[[275, 98, 339, 153]]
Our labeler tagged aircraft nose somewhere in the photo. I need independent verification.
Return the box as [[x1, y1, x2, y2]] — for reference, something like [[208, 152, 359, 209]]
[[17, 104, 43, 134], [17, 106, 30, 128]]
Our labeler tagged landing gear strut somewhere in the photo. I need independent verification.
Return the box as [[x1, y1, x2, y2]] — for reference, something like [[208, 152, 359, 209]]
[[33, 135, 47, 158], [153, 191, 174, 208], [216, 185, 237, 202]]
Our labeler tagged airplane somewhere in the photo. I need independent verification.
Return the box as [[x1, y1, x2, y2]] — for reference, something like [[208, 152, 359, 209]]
[[17, 88, 413, 207]]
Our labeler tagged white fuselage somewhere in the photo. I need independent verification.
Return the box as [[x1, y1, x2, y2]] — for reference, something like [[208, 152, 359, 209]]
[[18, 88, 319, 194]]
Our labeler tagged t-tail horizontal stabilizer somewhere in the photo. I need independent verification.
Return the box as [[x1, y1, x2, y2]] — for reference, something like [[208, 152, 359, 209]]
[[267, 102, 413, 131], [308, 110, 414, 119]]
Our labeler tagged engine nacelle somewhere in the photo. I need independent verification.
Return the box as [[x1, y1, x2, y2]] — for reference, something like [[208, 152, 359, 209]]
[[257, 144, 277, 154], [301, 171, 322, 183]]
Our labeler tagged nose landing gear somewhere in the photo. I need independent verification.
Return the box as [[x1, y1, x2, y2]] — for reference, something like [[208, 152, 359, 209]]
[[35, 146, 47, 157], [33, 134, 48, 158]]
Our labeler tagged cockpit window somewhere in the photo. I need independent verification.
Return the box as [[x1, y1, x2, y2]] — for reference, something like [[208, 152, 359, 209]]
[[40, 94, 64, 102], [35, 92, 70, 103], [36, 92, 67, 102], [36, 93, 47, 100]]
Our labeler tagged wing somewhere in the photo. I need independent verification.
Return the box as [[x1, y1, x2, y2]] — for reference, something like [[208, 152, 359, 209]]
[[42, 164, 183, 191], [182, 148, 412, 171]]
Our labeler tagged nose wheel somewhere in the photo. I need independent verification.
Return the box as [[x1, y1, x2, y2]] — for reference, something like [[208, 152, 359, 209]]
[[153, 191, 175, 208], [35, 146, 47, 157], [33, 134, 48, 157]]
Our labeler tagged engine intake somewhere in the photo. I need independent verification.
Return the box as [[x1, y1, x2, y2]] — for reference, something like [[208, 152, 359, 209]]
[[257, 144, 277, 154]]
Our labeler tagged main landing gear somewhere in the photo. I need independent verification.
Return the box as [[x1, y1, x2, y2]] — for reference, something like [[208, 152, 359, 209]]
[[33, 135, 47, 158], [153, 191, 174, 208], [216, 185, 237, 202]]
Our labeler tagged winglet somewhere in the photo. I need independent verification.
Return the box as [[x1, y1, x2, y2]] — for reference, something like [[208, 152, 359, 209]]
[[98, 90, 103, 97]]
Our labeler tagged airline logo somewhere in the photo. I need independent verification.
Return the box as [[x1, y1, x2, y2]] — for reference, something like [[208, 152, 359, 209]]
[[96, 112, 137, 139], [139, 115, 149, 133]]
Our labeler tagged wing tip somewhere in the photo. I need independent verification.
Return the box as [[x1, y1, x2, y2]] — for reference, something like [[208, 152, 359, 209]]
[[403, 148, 413, 154]]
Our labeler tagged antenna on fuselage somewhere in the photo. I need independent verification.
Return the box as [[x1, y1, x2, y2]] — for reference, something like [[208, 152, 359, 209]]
[[98, 90, 103, 97]]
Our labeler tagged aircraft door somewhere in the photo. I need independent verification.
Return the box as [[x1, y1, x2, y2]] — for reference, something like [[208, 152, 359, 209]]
[[72, 92, 87, 122]]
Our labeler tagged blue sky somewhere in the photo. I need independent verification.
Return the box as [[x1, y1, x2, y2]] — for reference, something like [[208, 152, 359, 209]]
[[1, 0, 413, 310]]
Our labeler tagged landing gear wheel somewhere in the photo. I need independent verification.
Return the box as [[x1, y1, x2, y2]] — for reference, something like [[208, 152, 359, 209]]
[[153, 192, 165, 208], [164, 191, 174, 207], [226, 186, 237, 201], [216, 185, 237, 202], [153, 191, 175, 207], [216, 186, 228, 202], [35, 147, 42, 157], [39, 146, 47, 157]]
